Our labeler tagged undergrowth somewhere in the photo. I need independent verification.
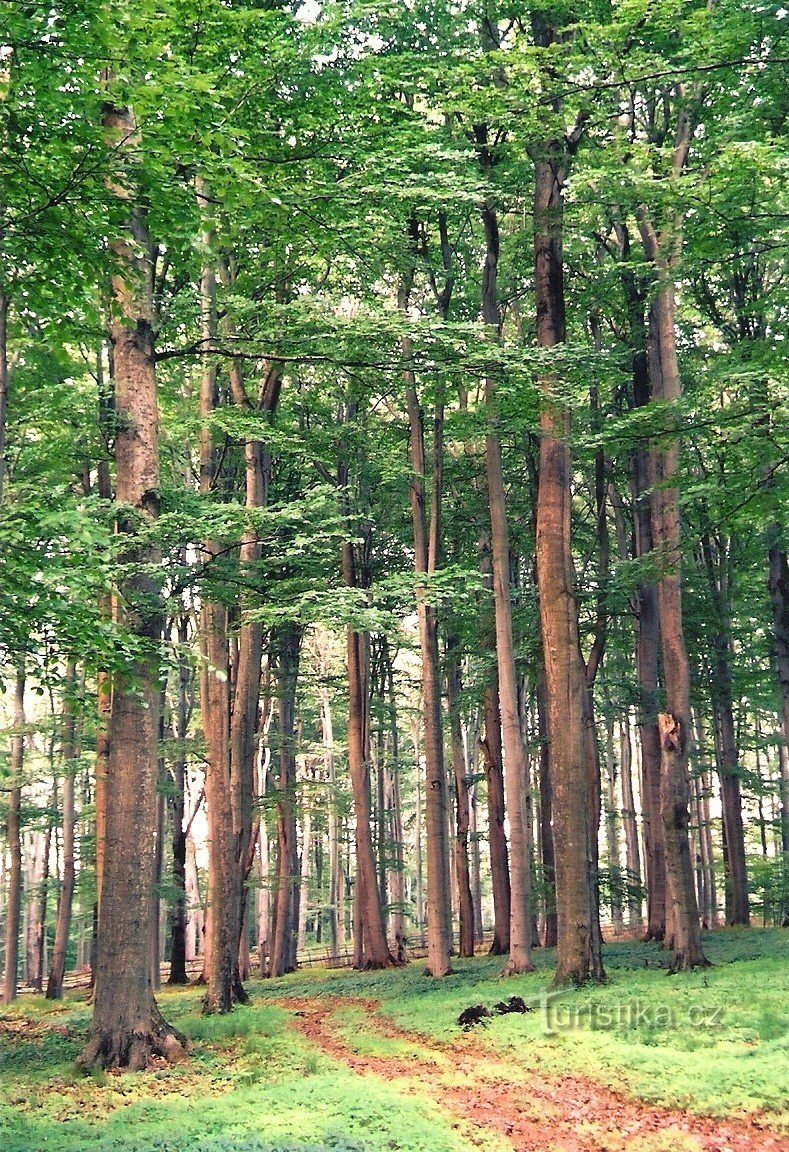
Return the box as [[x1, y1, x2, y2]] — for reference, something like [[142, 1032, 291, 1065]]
[[0, 928, 786, 1152]]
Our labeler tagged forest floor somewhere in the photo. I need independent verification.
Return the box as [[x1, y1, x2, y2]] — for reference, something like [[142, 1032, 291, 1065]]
[[1, 928, 787, 1152]]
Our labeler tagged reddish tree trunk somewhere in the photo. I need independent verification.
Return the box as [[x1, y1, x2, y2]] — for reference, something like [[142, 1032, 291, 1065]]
[[533, 141, 602, 986], [640, 275, 707, 971], [80, 96, 184, 1066]]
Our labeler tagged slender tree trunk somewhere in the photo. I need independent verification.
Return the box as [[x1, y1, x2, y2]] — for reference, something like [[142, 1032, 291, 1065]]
[[767, 544, 789, 853], [413, 717, 425, 934], [168, 613, 190, 985], [623, 257, 668, 943], [320, 683, 341, 955], [484, 428, 534, 975], [699, 534, 749, 925], [25, 822, 46, 988], [469, 777, 484, 944], [33, 811, 53, 988], [150, 758, 166, 991], [297, 799, 312, 953], [46, 662, 79, 998], [403, 357, 452, 976], [641, 275, 708, 971], [270, 625, 302, 976], [481, 676, 511, 954], [185, 834, 202, 963], [619, 718, 643, 927], [604, 717, 624, 932], [446, 647, 474, 957], [475, 164, 534, 976], [80, 95, 184, 1067], [533, 143, 602, 987], [2, 667, 25, 1004], [195, 210, 242, 1011], [384, 645, 406, 946], [536, 667, 558, 947], [226, 351, 280, 974], [344, 617, 391, 968], [712, 694, 750, 925]]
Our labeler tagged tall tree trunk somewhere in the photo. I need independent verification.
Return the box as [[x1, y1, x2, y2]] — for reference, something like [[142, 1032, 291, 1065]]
[[185, 834, 202, 963], [536, 667, 557, 947], [270, 624, 302, 976], [533, 132, 602, 986], [622, 242, 667, 943], [226, 350, 280, 974], [320, 682, 341, 955], [481, 676, 511, 953], [168, 612, 190, 985], [25, 824, 46, 986], [712, 693, 750, 925], [32, 810, 53, 989], [767, 544, 789, 854], [297, 798, 312, 954], [402, 350, 452, 976], [619, 718, 643, 928], [80, 95, 184, 1067], [2, 666, 25, 1004], [197, 236, 242, 1012], [344, 617, 391, 968], [484, 419, 534, 976], [150, 756, 166, 991], [446, 646, 475, 957], [384, 643, 406, 946], [46, 662, 79, 998], [469, 777, 484, 944], [604, 716, 624, 932], [412, 716, 425, 934], [641, 275, 708, 971], [699, 534, 749, 925], [476, 150, 534, 975]]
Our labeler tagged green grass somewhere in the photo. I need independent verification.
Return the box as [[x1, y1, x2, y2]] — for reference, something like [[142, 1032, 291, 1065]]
[[257, 928, 789, 1120], [0, 928, 787, 1152]]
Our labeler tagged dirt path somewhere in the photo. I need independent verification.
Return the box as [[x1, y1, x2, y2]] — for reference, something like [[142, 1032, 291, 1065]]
[[279, 997, 789, 1152]]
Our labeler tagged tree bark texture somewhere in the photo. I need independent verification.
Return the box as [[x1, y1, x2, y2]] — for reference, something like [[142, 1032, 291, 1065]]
[[533, 146, 603, 986], [641, 271, 707, 971], [403, 358, 452, 976], [81, 98, 185, 1067]]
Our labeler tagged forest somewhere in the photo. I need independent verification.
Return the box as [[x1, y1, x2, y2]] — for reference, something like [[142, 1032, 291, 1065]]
[[0, 1, 788, 1150]]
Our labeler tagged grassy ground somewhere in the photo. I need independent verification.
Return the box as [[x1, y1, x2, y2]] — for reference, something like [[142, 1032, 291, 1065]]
[[0, 928, 786, 1152]]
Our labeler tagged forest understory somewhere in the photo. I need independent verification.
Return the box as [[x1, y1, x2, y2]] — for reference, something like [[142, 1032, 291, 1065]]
[[1, 930, 788, 1152]]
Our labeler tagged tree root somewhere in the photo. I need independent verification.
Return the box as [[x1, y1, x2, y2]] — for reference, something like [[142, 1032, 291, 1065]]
[[77, 995, 188, 1071]]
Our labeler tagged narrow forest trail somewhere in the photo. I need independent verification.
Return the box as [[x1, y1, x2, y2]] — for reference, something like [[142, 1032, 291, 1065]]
[[279, 996, 789, 1152]]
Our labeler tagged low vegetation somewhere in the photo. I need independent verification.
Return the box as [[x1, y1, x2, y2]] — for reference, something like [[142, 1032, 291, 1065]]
[[1, 930, 786, 1152]]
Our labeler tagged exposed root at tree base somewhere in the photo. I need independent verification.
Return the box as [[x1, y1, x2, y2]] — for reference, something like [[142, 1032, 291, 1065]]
[[78, 1001, 188, 1072], [281, 996, 789, 1152]]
